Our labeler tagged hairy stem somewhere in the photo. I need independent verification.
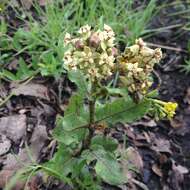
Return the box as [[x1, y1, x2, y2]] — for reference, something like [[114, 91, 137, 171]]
[[72, 84, 96, 157], [82, 99, 95, 148]]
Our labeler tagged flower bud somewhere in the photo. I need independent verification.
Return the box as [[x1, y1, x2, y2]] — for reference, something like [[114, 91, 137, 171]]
[[154, 48, 162, 62], [111, 47, 118, 57], [89, 32, 101, 48], [75, 40, 84, 50], [135, 38, 146, 47]]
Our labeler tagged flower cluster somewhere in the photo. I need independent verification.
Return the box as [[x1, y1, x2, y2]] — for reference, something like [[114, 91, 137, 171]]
[[118, 38, 162, 96], [152, 99, 178, 119], [163, 102, 178, 119], [63, 24, 117, 82]]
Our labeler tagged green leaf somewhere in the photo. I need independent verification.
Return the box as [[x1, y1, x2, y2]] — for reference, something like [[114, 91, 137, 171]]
[[91, 135, 118, 152], [146, 89, 159, 98], [61, 113, 87, 131], [2, 69, 17, 81], [43, 143, 73, 181], [68, 70, 88, 96], [53, 114, 88, 145], [65, 94, 85, 116], [94, 149, 126, 185], [106, 87, 130, 101], [16, 58, 34, 80], [95, 98, 151, 124], [53, 93, 88, 145]]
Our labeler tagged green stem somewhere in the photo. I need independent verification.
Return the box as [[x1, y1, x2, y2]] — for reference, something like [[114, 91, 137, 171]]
[[73, 83, 96, 157], [0, 93, 14, 107]]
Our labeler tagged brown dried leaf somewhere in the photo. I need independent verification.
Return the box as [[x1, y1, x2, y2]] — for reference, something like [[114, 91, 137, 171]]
[[0, 125, 48, 189], [151, 138, 172, 154], [39, 0, 46, 6], [0, 135, 11, 156], [0, 115, 26, 143], [125, 147, 144, 172], [11, 83, 49, 100], [120, 147, 143, 182], [184, 87, 190, 105], [132, 119, 157, 128], [152, 164, 163, 177], [174, 164, 189, 174], [21, 0, 33, 10], [168, 161, 189, 190]]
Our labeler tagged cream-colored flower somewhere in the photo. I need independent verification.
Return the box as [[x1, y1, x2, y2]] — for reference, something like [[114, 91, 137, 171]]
[[63, 24, 116, 82], [78, 24, 91, 34], [126, 62, 143, 73], [64, 33, 71, 45], [118, 38, 162, 96], [135, 38, 146, 47]]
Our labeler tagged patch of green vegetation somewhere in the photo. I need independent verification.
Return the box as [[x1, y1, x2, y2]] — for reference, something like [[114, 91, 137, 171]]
[[0, 0, 157, 80]]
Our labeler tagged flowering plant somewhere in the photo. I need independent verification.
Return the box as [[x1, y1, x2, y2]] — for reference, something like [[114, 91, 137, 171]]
[[43, 24, 177, 189]]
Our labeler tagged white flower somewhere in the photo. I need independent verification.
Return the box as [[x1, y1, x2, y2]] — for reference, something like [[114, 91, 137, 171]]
[[64, 33, 71, 46], [135, 38, 146, 47], [119, 38, 162, 95], [78, 24, 91, 33], [63, 24, 116, 82]]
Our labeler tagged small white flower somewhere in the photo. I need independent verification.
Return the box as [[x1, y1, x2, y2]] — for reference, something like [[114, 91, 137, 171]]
[[63, 24, 116, 82], [64, 33, 71, 45], [135, 38, 146, 47], [78, 24, 91, 34]]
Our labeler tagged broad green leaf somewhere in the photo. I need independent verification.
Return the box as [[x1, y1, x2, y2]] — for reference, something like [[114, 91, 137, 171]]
[[43, 144, 73, 181], [53, 93, 88, 146], [68, 70, 88, 96], [61, 113, 87, 131], [95, 98, 151, 124], [91, 135, 118, 152], [94, 149, 126, 185], [65, 94, 85, 115], [53, 114, 88, 145]]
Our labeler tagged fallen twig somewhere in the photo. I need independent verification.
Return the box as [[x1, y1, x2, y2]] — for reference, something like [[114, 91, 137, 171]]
[[147, 42, 188, 53]]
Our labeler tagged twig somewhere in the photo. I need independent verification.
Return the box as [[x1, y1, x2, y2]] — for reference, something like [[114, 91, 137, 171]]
[[153, 69, 162, 88], [0, 75, 35, 107], [146, 42, 188, 53], [131, 179, 149, 190]]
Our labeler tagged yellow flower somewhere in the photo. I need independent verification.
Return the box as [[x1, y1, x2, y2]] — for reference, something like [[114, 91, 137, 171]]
[[164, 102, 178, 119]]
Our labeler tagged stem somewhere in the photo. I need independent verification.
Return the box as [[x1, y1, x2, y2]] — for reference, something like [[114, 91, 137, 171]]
[[82, 99, 95, 148], [72, 84, 96, 157]]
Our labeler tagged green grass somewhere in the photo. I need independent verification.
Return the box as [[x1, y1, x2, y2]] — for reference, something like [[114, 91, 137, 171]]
[[0, 0, 157, 80]]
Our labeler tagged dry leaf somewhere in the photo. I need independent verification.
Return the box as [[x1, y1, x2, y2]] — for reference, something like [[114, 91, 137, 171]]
[[152, 164, 163, 177], [21, 0, 33, 10], [0, 115, 26, 143], [11, 83, 49, 101], [0, 125, 48, 189], [120, 146, 144, 182], [151, 138, 172, 154], [0, 135, 11, 156]]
